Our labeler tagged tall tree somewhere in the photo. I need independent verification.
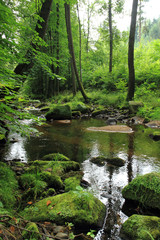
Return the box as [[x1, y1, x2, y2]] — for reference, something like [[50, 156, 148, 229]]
[[127, 0, 138, 101], [77, 0, 82, 82], [108, 0, 113, 73], [14, 0, 53, 75], [64, 2, 88, 102]]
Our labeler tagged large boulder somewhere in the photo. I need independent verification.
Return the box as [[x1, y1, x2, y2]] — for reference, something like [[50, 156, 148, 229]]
[[72, 102, 90, 114], [122, 172, 160, 210], [21, 190, 106, 228], [91, 156, 125, 167], [121, 214, 160, 240], [45, 104, 72, 121]]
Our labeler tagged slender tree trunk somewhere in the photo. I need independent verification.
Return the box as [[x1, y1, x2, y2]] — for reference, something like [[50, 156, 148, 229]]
[[71, 60, 76, 96], [127, 0, 138, 101], [108, 0, 113, 73], [86, 0, 90, 53], [139, 0, 142, 42], [77, 1, 82, 82], [14, 0, 53, 75], [64, 3, 88, 102], [55, 3, 60, 95]]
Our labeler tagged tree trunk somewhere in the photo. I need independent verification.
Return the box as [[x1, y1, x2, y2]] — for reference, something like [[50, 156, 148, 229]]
[[14, 0, 53, 75], [127, 0, 138, 101], [77, 1, 82, 82], [64, 3, 88, 102], [55, 3, 60, 95], [108, 0, 113, 73]]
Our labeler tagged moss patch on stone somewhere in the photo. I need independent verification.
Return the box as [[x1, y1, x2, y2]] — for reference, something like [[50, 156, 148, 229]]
[[40, 172, 64, 190], [122, 172, 160, 210], [21, 190, 106, 228], [64, 176, 82, 192], [0, 162, 19, 210], [42, 153, 70, 161], [22, 222, 40, 239], [121, 214, 160, 240], [91, 156, 125, 167], [45, 104, 71, 121]]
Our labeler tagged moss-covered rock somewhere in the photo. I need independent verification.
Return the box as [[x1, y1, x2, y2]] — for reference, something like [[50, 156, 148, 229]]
[[121, 214, 160, 240], [64, 176, 82, 192], [91, 156, 125, 167], [42, 153, 70, 161], [72, 111, 81, 118], [129, 101, 144, 114], [72, 103, 90, 114], [45, 104, 72, 121], [21, 190, 106, 228], [32, 160, 80, 176], [92, 109, 107, 117], [22, 222, 41, 239], [122, 172, 160, 210], [0, 162, 19, 210], [40, 172, 64, 190]]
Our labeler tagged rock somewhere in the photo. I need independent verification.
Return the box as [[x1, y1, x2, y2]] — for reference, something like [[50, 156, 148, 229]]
[[121, 214, 160, 240], [122, 172, 160, 210], [42, 153, 70, 161], [40, 106, 50, 112], [55, 232, 69, 239], [91, 156, 125, 167], [129, 116, 144, 125], [87, 125, 133, 133], [21, 191, 106, 228], [106, 118, 117, 125], [149, 131, 160, 141], [72, 111, 81, 118], [22, 222, 40, 239], [92, 109, 107, 117], [72, 103, 90, 114], [90, 156, 105, 166], [55, 120, 72, 124], [64, 176, 82, 192], [129, 101, 144, 114], [45, 104, 72, 121], [146, 120, 160, 129]]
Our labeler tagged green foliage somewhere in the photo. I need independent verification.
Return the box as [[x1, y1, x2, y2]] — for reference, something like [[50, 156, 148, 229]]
[[87, 229, 96, 238]]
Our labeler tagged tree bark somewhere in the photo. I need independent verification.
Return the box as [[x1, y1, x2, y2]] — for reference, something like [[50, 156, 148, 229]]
[[127, 0, 138, 101], [77, 1, 82, 82], [108, 0, 113, 73], [14, 0, 53, 75], [55, 3, 60, 95], [64, 3, 88, 102]]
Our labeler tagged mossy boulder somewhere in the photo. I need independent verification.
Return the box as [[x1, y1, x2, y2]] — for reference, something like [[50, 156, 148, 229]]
[[121, 214, 160, 240], [32, 160, 80, 176], [45, 104, 72, 121], [0, 162, 19, 210], [42, 153, 70, 161], [64, 176, 82, 192], [92, 109, 107, 117], [21, 190, 106, 228], [91, 156, 125, 167], [122, 172, 160, 210], [22, 222, 41, 239], [40, 172, 64, 190], [72, 103, 90, 114]]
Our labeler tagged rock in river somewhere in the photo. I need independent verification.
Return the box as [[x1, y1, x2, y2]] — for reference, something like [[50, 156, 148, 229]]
[[21, 190, 106, 228]]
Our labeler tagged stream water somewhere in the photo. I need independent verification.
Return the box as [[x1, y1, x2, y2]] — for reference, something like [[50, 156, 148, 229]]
[[1, 118, 160, 239]]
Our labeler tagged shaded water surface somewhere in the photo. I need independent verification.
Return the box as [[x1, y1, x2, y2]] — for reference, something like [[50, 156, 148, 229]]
[[1, 119, 160, 239]]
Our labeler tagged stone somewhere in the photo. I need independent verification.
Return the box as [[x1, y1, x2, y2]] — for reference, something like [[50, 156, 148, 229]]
[[87, 125, 133, 133], [121, 214, 160, 240], [72, 103, 90, 114], [55, 232, 69, 239], [42, 153, 70, 161], [91, 156, 125, 167], [106, 118, 117, 125], [122, 172, 160, 210], [45, 104, 72, 121], [21, 191, 106, 228], [146, 120, 160, 129], [129, 101, 144, 114], [22, 222, 40, 239]]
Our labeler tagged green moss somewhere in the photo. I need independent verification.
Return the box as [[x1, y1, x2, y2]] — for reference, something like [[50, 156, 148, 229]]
[[64, 176, 81, 192], [22, 222, 40, 239], [0, 162, 19, 210], [91, 156, 125, 167], [45, 104, 71, 120], [21, 191, 106, 228], [32, 160, 80, 175], [71, 102, 90, 114], [19, 173, 47, 200], [42, 153, 70, 161], [121, 215, 160, 240], [40, 172, 64, 190], [122, 172, 160, 210]]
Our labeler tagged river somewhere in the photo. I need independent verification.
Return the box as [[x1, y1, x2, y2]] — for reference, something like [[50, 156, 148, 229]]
[[1, 118, 160, 239]]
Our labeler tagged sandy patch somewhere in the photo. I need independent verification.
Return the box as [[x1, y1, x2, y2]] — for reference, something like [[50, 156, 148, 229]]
[[87, 125, 133, 133]]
